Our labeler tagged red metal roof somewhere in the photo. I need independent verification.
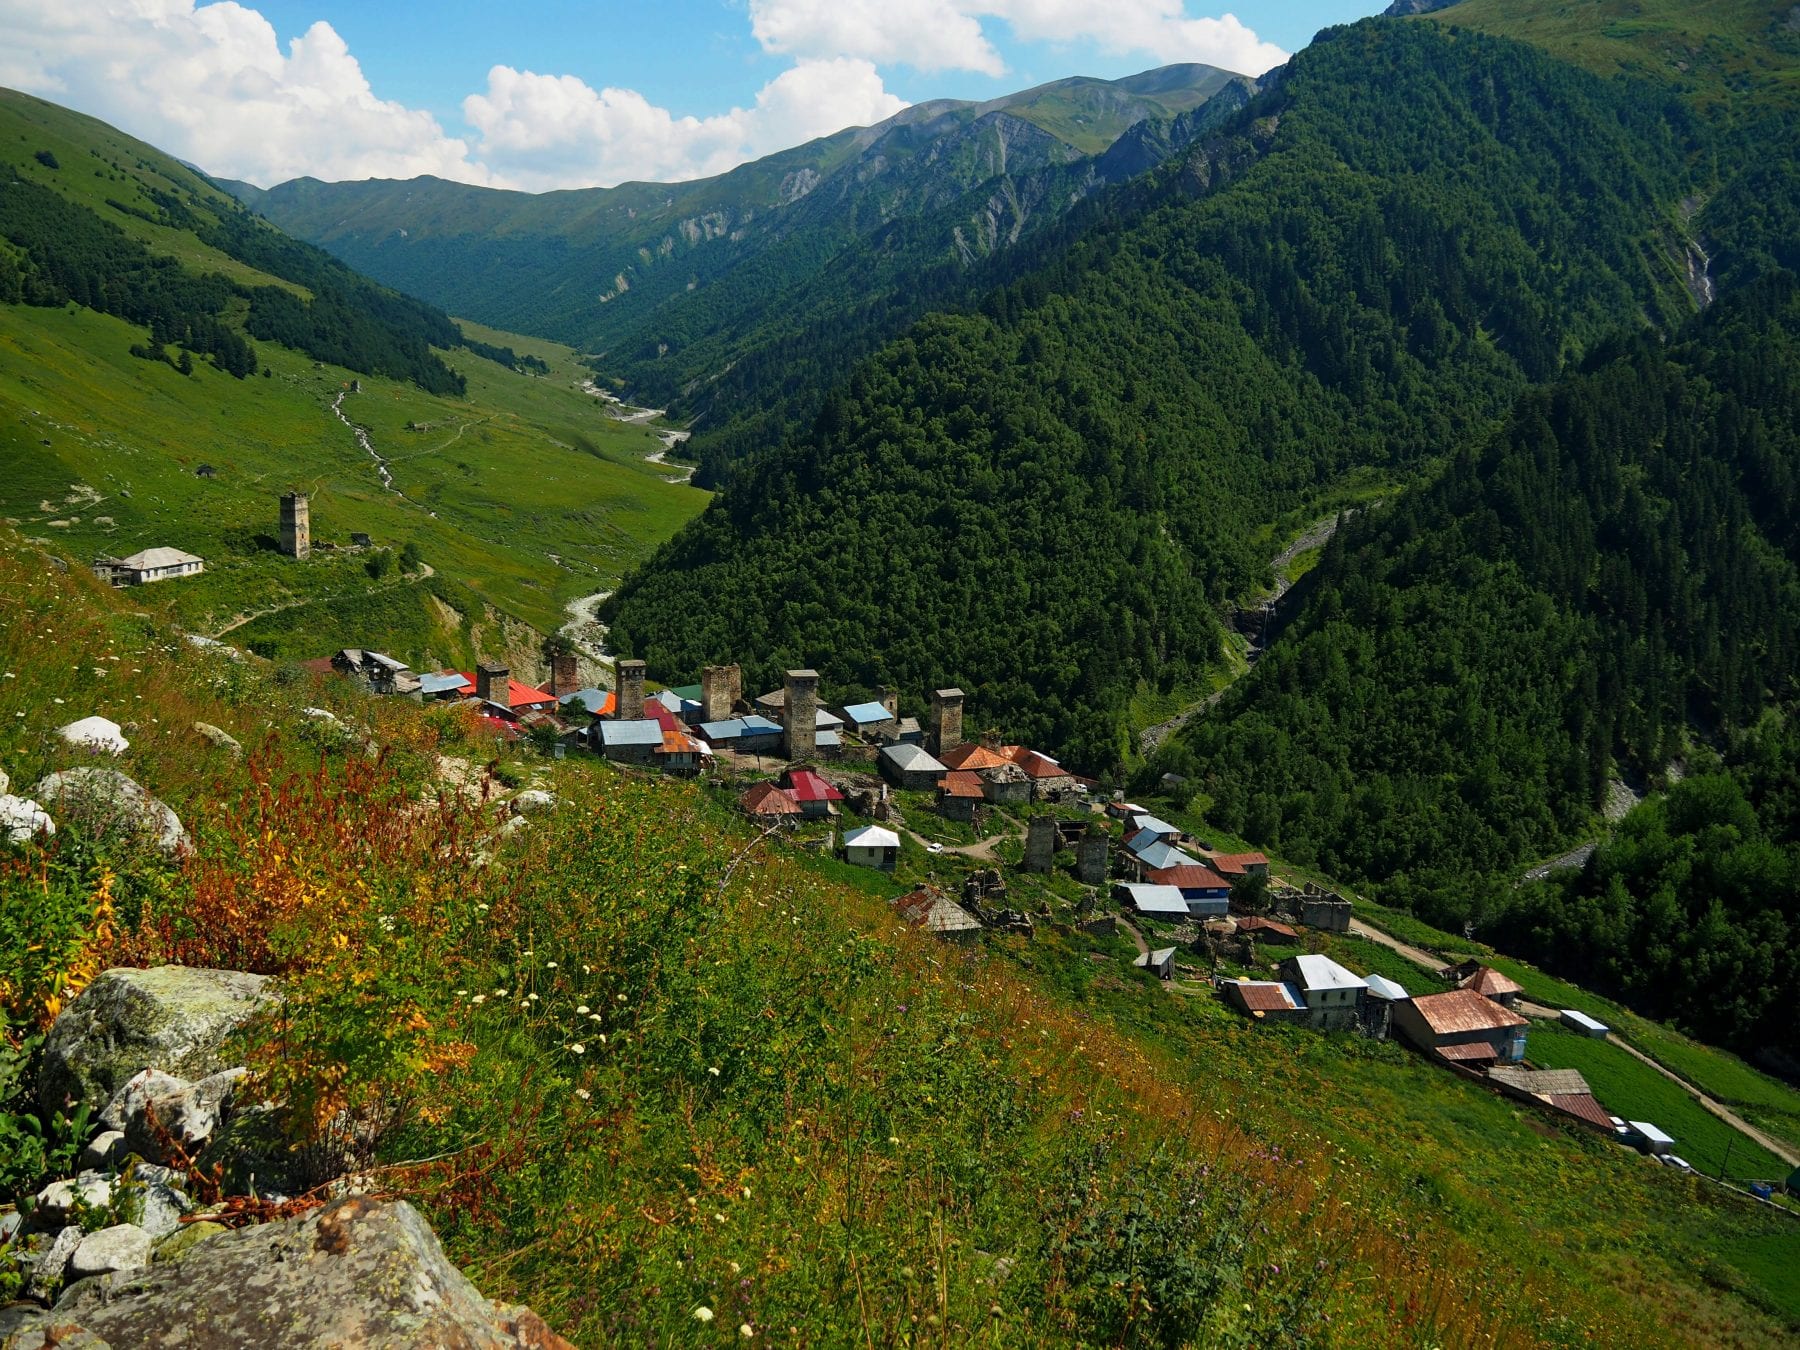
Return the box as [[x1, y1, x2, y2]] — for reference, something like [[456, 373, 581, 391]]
[[1410, 988, 1529, 1036], [1546, 1093, 1614, 1131], [1461, 966, 1524, 998], [740, 783, 801, 816], [456, 672, 558, 712], [939, 771, 985, 799], [783, 769, 844, 802], [660, 728, 699, 755], [1002, 747, 1067, 778], [1147, 864, 1230, 890]]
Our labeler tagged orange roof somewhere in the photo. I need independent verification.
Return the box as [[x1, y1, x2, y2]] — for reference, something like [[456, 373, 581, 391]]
[[940, 744, 1011, 772], [740, 783, 800, 816], [1461, 966, 1523, 998], [1409, 988, 1528, 1036], [1235, 916, 1298, 938], [1146, 865, 1230, 890], [1231, 982, 1300, 1013], [660, 728, 699, 755], [1002, 747, 1067, 778], [939, 771, 985, 799]]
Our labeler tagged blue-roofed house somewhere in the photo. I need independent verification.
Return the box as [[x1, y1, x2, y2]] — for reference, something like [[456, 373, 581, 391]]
[[840, 700, 897, 739], [1113, 883, 1191, 919], [1130, 814, 1181, 844], [419, 670, 473, 699], [558, 688, 617, 718], [593, 718, 663, 764], [697, 715, 784, 755]]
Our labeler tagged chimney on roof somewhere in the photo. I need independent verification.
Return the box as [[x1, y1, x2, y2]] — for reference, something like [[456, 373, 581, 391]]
[[476, 662, 509, 707], [877, 685, 897, 717], [549, 651, 579, 697], [702, 663, 740, 722], [784, 669, 818, 760], [618, 659, 646, 722], [930, 687, 965, 755]]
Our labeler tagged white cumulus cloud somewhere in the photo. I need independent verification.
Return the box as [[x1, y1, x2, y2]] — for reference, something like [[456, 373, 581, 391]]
[[463, 57, 907, 190], [749, 0, 1289, 77], [0, 0, 489, 186]]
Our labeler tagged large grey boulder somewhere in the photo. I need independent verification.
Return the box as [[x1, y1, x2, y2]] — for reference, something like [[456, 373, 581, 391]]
[[67, 1224, 153, 1280], [100, 1067, 245, 1162], [31, 1174, 114, 1230], [39, 1196, 573, 1348], [31, 769, 185, 854], [38, 967, 273, 1114], [510, 789, 556, 817], [0, 794, 53, 845], [54, 716, 128, 755]]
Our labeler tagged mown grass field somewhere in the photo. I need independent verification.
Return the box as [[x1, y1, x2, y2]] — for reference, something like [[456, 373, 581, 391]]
[[0, 300, 706, 671]]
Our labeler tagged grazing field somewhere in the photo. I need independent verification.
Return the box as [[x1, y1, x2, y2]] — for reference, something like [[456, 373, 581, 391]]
[[0, 302, 706, 669]]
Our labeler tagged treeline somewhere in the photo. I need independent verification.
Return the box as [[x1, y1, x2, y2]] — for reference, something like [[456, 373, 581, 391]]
[[460, 336, 550, 374], [1165, 273, 1800, 950], [0, 171, 258, 377], [602, 19, 1702, 769], [0, 167, 470, 395], [1495, 723, 1799, 1062]]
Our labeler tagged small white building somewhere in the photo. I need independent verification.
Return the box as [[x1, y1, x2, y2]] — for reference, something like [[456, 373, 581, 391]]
[[1277, 953, 1368, 1031], [93, 547, 204, 587], [1560, 1009, 1610, 1039], [1134, 946, 1177, 980], [1627, 1121, 1674, 1156], [843, 824, 901, 871]]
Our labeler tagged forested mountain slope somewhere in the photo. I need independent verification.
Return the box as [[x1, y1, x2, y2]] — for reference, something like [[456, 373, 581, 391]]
[[232, 64, 1243, 359], [602, 19, 1707, 768], [1165, 274, 1800, 1060]]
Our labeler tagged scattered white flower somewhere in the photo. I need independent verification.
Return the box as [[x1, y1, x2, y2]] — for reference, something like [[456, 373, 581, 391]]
[[570, 1043, 585, 1055], [740, 1324, 755, 1339], [888, 1136, 901, 1145], [527, 992, 539, 1002], [692, 1307, 714, 1324], [576, 1005, 590, 1015], [471, 995, 486, 1005], [575, 1087, 591, 1100], [52, 697, 65, 704], [545, 961, 557, 969], [708, 1066, 720, 1077]]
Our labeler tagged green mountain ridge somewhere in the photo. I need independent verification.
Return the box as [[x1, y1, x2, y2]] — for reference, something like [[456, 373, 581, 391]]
[[601, 17, 1712, 768]]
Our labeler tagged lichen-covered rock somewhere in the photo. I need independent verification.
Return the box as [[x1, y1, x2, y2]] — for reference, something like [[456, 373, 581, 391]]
[[101, 1068, 245, 1162], [150, 1220, 227, 1265], [0, 794, 54, 846], [78, 1130, 126, 1173], [68, 1225, 152, 1280], [22, 1225, 83, 1303], [45, 1197, 573, 1348], [126, 1176, 191, 1242], [31, 770, 185, 854], [510, 789, 556, 816], [192, 723, 242, 758], [38, 967, 272, 1114], [31, 1175, 114, 1230]]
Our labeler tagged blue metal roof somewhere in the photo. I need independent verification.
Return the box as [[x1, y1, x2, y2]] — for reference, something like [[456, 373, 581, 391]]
[[699, 719, 745, 740], [1135, 841, 1200, 870], [814, 730, 842, 747], [600, 720, 664, 747], [418, 672, 471, 695], [739, 714, 783, 734], [842, 701, 892, 725]]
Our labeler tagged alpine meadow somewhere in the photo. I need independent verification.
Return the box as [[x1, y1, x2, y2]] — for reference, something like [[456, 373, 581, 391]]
[[2, 2, 1799, 1347]]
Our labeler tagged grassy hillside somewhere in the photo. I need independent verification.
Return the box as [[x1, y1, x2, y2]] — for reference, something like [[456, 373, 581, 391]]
[[1423, 0, 1800, 106], [1, 535, 1796, 1344], [0, 89, 707, 671]]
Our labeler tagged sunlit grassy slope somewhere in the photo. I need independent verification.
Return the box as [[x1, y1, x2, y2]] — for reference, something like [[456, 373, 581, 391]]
[[1425, 0, 1800, 106], [0, 88, 708, 670]]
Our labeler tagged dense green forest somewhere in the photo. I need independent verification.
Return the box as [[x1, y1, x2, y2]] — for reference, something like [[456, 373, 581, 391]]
[[1160, 275, 1800, 1055], [602, 19, 1702, 767], [0, 154, 476, 394], [1496, 722, 1799, 1064]]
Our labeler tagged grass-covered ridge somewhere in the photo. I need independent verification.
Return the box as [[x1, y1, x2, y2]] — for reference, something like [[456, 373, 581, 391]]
[[2, 536, 1797, 1345]]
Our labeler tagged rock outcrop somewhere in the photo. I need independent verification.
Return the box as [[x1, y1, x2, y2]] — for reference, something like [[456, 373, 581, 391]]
[[38, 967, 272, 1114], [10, 1197, 574, 1349], [53, 716, 128, 755], [31, 769, 186, 854], [0, 793, 54, 845]]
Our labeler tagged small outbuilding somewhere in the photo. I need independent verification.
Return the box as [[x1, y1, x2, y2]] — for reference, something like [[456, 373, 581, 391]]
[[1626, 1121, 1675, 1156], [1226, 980, 1305, 1022], [741, 782, 802, 822], [1460, 965, 1524, 1008], [594, 719, 663, 765], [843, 824, 901, 871], [892, 886, 983, 944], [937, 770, 985, 821], [1134, 947, 1177, 980], [1559, 1009, 1610, 1040], [1113, 883, 1191, 920]]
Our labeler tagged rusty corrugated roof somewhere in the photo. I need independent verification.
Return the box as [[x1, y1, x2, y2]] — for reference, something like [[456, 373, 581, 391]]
[[1411, 988, 1528, 1035], [1547, 1093, 1614, 1130], [940, 744, 1011, 772], [1436, 1041, 1501, 1062], [939, 770, 985, 799], [1231, 981, 1300, 1013], [740, 783, 800, 815], [1461, 966, 1524, 998]]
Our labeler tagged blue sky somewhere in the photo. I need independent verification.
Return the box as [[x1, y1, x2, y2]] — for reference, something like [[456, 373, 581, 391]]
[[0, 1, 1391, 190]]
